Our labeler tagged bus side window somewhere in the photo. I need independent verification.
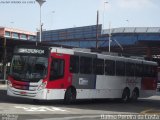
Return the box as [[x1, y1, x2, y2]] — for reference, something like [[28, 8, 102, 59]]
[[105, 60, 115, 75], [80, 56, 92, 74], [135, 64, 143, 77], [93, 58, 104, 75], [126, 62, 135, 76], [116, 61, 125, 76], [70, 55, 79, 73], [50, 58, 64, 80]]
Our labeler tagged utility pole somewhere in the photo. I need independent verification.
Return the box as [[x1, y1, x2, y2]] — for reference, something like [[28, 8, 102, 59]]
[[96, 10, 99, 49], [3, 37, 7, 84], [36, 0, 46, 43]]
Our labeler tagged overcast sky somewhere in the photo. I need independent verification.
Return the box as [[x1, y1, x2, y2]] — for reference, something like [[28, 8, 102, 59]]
[[0, 0, 160, 32]]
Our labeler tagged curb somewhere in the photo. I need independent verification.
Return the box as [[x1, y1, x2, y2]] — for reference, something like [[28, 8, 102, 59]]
[[0, 84, 7, 88]]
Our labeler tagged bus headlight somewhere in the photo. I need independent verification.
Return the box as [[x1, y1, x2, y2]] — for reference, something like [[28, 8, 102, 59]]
[[37, 82, 47, 91], [7, 80, 12, 87]]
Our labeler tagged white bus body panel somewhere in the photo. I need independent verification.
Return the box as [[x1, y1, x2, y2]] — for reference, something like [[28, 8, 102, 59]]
[[7, 85, 66, 100], [96, 75, 126, 90], [46, 89, 66, 100], [7, 86, 48, 100], [51, 47, 74, 55]]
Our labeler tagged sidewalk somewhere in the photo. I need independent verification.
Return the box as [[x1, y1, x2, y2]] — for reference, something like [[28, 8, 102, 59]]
[[0, 84, 7, 90], [0, 84, 7, 87], [0, 79, 7, 90]]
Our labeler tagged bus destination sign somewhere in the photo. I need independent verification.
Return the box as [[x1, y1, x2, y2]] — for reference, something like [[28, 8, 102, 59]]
[[14, 46, 49, 56], [18, 48, 45, 54]]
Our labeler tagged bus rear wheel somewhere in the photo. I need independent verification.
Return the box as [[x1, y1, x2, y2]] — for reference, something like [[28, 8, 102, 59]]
[[64, 87, 76, 104], [121, 88, 130, 103], [131, 89, 139, 102]]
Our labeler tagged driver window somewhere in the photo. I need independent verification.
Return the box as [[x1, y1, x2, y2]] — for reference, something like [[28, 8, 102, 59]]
[[50, 58, 64, 80]]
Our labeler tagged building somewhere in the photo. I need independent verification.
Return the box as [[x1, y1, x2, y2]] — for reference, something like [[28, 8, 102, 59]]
[[38, 25, 101, 48], [0, 26, 37, 80], [39, 25, 160, 57], [0, 27, 36, 40]]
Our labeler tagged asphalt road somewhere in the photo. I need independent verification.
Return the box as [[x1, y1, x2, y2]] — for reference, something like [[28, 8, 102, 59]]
[[0, 85, 160, 120]]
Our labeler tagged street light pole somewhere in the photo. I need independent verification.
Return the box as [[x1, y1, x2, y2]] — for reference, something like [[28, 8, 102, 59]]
[[108, 22, 111, 52], [36, 0, 46, 43], [103, 1, 108, 29], [51, 11, 55, 29], [126, 19, 129, 27], [40, 4, 42, 43], [103, 1, 111, 52]]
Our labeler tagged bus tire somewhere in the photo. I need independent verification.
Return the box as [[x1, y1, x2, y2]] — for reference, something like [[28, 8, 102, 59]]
[[121, 88, 130, 103], [32, 99, 40, 104], [64, 87, 76, 104], [131, 88, 139, 102]]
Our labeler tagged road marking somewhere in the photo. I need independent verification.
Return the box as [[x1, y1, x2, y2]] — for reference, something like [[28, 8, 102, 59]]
[[140, 108, 160, 115], [15, 106, 66, 112], [27, 115, 100, 120], [140, 109, 154, 114]]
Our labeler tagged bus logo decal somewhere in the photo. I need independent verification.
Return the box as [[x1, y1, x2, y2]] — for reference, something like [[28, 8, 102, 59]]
[[79, 78, 88, 85]]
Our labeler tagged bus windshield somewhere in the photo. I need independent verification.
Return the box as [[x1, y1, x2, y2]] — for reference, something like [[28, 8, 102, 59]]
[[10, 55, 48, 82]]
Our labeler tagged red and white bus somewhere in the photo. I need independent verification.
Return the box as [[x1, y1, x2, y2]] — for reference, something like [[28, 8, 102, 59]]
[[7, 46, 158, 103]]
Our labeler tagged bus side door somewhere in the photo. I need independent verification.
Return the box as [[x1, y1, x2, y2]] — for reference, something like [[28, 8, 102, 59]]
[[47, 53, 72, 89]]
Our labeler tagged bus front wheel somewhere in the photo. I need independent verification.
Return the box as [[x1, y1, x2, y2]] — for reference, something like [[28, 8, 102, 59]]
[[121, 88, 130, 103], [64, 87, 76, 104]]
